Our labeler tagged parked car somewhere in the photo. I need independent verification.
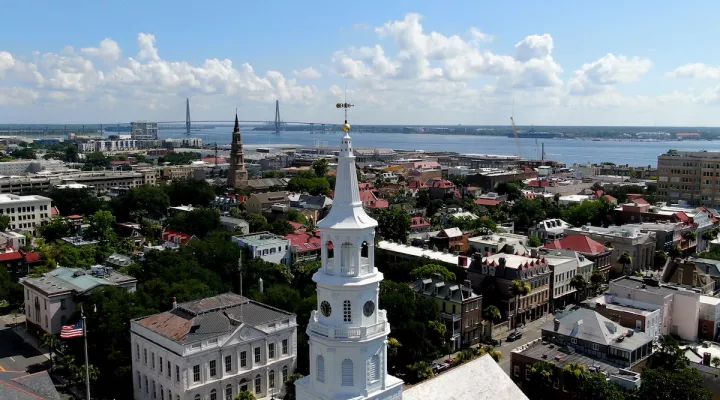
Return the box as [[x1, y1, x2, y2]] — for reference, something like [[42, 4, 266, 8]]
[[507, 330, 523, 341]]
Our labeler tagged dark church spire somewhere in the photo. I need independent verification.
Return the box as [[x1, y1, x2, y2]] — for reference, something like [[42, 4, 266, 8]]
[[233, 109, 240, 133]]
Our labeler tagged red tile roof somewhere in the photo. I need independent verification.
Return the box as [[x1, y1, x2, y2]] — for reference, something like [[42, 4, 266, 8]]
[[411, 216, 431, 228], [0, 251, 22, 262], [475, 198, 500, 206], [430, 180, 455, 189], [51, 206, 59, 216], [366, 199, 390, 209], [288, 221, 306, 233], [202, 156, 227, 164], [675, 211, 691, 224], [67, 215, 83, 219], [407, 180, 426, 189], [21, 251, 41, 263], [543, 234, 607, 255], [162, 229, 194, 245], [110, 160, 131, 165], [632, 198, 649, 205], [286, 232, 327, 253]]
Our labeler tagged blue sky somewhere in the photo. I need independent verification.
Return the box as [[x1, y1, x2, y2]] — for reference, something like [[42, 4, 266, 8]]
[[1, 0, 720, 125]]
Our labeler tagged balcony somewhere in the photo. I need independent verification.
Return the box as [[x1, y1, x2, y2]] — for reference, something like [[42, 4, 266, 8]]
[[439, 312, 461, 321], [308, 310, 387, 340], [325, 258, 373, 277]]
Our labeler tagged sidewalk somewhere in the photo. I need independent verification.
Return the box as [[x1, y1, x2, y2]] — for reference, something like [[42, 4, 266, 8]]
[[10, 321, 51, 361]]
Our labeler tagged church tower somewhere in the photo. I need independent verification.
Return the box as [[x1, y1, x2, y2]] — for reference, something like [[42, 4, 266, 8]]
[[228, 112, 249, 189], [295, 104, 403, 400]]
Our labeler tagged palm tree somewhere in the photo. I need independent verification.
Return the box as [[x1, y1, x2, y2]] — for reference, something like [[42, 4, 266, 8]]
[[617, 252, 633, 275], [509, 280, 531, 330], [483, 305, 502, 338], [526, 361, 555, 397], [235, 391, 256, 400], [654, 250, 668, 269], [40, 333, 60, 372], [589, 269, 604, 295], [569, 274, 588, 303], [668, 244, 682, 259], [713, 357, 720, 368], [563, 362, 587, 379], [478, 345, 503, 362]]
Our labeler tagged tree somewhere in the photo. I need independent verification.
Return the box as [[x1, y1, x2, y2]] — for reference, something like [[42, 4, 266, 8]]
[[668, 244, 682, 259], [47, 188, 106, 217], [683, 230, 698, 242], [287, 177, 331, 196], [648, 335, 689, 372], [509, 280, 531, 329], [71, 364, 99, 391], [375, 207, 411, 243], [11, 147, 36, 159], [523, 361, 555, 400], [0, 265, 23, 309], [312, 158, 329, 177], [235, 390, 256, 400], [84, 210, 117, 245], [563, 362, 587, 394], [41, 333, 60, 372], [654, 250, 669, 269], [569, 274, 588, 303], [426, 199, 444, 217], [112, 185, 170, 221], [286, 209, 309, 224], [415, 190, 430, 208], [165, 178, 216, 207], [410, 264, 456, 281], [262, 170, 285, 178], [617, 252, 633, 275], [38, 217, 72, 242], [0, 214, 9, 231], [495, 181, 523, 201], [245, 213, 268, 233], [483, 305, 502, 338], [268, 219, 295, 236], [528, 234, 542, 247], [407, 361, 433, 383], [258, 285, 301, 313], [638, 366, 711, 400], [167, 208, 220, 238]]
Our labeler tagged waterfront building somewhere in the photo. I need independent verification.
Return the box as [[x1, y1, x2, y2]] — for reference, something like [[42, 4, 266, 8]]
[[657, 150, 720, 207], [228, 113, 249, 189], [131, 293, 297, 400], [294, 125, 403, 400], [130, 121, 158, 140]]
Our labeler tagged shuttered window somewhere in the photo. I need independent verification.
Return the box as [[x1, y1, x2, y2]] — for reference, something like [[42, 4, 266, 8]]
[[342, 359, 354, 386], [316, 355, 325, 382], [367, 354, 380, 382]]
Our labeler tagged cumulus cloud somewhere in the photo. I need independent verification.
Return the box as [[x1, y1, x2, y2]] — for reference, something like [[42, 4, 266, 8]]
[[667, 63, 720, 79], [568, 54, 652, 96], [293, 67, 322, 79], [81, 38, 122, 62], [137, 33, 160, 61]]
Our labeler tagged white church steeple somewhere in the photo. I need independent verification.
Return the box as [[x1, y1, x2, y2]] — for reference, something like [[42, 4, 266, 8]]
[[294, 103, 404, 400]]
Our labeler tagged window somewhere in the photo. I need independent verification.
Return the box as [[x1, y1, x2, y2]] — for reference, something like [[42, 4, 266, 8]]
[[268, 343, 275, 359], [239, 378, 248, 392], [225, 384, 232, 400], [176, 365, 180, 382], [168, 390, 171, 400], [553, 379, 559, 389], [167, 361, 171, 378], [316, 355, 325, 382], [269, 370, 275, 389], [282, 339, 288, 355], [282, 365, 288, 384], [368, 354, 380, 382], [160, 386, 163, 400], [193, 365, 200, 382], [343, 300, 352, 323], [144, 349, 147, 364], [254, 347, 261, 363], [341, 359, 353, 386], [592, 343, 600, 351], [254, 374, 262, 394], [44, 316, 48, 328], [151, 352, 155, 369], [241, 351, 247, 367], [513, 365, 519, 377], [210, 360, 217, 377], [137, 372, 141, 389], [160, 357, 163, 373], [225, 355, 232, 372], [44, 299, 47, 310], [144, 376, 148, 393], [525, 365, 531, 381], [210, 389, 217, 400]]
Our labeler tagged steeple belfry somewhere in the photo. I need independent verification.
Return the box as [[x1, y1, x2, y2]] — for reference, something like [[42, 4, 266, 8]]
[[228, 110, 248, 189], [295, 102, 404, 400]]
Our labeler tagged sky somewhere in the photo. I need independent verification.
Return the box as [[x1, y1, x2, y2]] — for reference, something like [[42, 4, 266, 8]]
[[2, 0, 720, 126]]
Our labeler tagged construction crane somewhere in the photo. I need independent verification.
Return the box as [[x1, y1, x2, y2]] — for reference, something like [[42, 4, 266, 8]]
[[510, 116, 523, 158]]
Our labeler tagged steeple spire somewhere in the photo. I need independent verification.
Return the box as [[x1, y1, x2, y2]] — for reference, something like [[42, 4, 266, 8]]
[[233, 109, 240, 134]]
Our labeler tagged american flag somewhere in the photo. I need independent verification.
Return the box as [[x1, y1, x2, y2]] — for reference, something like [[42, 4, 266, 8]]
[[60, 321, 84, 339]]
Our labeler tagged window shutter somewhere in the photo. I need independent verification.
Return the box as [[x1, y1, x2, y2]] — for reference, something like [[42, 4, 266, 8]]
[[342, 359, 354, 386], [316, 355, 325, 383]]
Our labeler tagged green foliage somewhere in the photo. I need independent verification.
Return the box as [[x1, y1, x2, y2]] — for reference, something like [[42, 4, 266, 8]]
[[528, 234, 542, 247], [510, 198, 550, 231], [449, 215, 497, 234], [286, 209, 309, 224], [47, 188, 107, 216], [269, 219, 295, 236], [165, 178, 216, 207], [111, 185, 170, 221], [235, 391, 257, 400], [495, 181, 523, 201], [483, 305, 502, 322], [410, 264, 456, 281], [375, 207, 411, 243], [11, 147, 36, 159], [287, 176, 331, 196], [159, 151, 200, 165], [425, 199, 444, 217], [167, 208, 220, 238], [561, 198, 616, 227], [407, 361, 433, 384], [312, 158, 330, 177], [257, 285, 301, 312], [0, 266, 23, 310], [245, 213, 268, 233], [262, 170, 285, 178], [415, 190, 430, 208], [0, 214, 9, 231], [84, 151, 110, 169], [84, 210, 117, 244]]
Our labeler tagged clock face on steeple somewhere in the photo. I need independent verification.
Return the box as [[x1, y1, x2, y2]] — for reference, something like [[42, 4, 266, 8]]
[[363, 300, 375, 317], [321, 301, 332, 317]]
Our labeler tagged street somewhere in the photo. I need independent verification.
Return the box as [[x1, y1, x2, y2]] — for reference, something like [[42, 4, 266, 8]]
[[496, 326, 542, 375], [0, 321, 50, 372]]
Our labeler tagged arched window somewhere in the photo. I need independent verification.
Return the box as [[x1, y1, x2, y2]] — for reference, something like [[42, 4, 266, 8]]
[[269, 370, 275, 389], [210, 389, 217, 400], [137, 372, 141, 389], [194, 395, 200, 400], [282, 365, 288, 384], [316, 355, 325, 382], [343, 300, 352, 323], [341, 242, 353, 273], [152, 381, 156, 398], [239, 378, 248, 392], [368, 354, 380, 382], [326, 240, 334, 259], [225, 384, 232, 400], [342, 359, 354, 386], [160, 386, 164, 400], [254, 374, 262, 394], [361, 241, 369, 257]]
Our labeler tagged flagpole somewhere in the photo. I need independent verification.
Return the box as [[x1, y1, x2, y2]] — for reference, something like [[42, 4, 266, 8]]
[[81, 305, 90, 399]]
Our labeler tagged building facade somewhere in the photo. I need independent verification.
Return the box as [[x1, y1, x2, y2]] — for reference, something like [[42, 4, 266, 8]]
[[131, 121, 159, 140], [564, 225, 656, 274], [232, 232, 290, 265], [0, 194, 53, 234], [131, 293, 297, 400], [294, 128, 403, 400]]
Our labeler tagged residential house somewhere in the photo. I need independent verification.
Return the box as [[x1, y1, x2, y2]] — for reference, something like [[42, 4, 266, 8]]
[[468, 233, 529, 255], [116, 222, 145, 247], [357, 183, 389, 210], [162, 229, 197, 249], [543, 250, 594, 309], [430, 227, 470, 253], [511, 309, 653, 399], [21, 266, 137, 336], [528, 219, 572, 244], [245, 192, 290, 214], [285, 231, 324, 264], [587, 294, 662, 340], [409, 216, 431, 234], [564, 225, 656, 274], [543, 234, 612, 278], [466, 170, 533, 191], [468, 253, 551, 329], [410, 277, 482, 350], [427, 179, 458, 200], [219, 216, 250, 234], [131, 293, 297, 400], [232, 232, 290, 265]]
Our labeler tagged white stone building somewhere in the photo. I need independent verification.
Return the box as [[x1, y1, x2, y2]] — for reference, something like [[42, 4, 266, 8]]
[[131, 293, 297, 400], [295, 130, 403, 400], [0, 194, 53, 234], [231, 232, 290, 265]]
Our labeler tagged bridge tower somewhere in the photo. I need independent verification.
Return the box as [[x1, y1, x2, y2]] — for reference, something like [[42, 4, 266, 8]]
[[185, 98, 191, 135], [274, 100, 282, 133]]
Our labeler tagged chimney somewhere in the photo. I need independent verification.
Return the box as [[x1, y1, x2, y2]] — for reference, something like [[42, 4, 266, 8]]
[[531, 248, 538, 258], [172, 297, 177, 309], [458, 256, 468, 267], [553, 319, 560, 332], [703, 352, 712, 366], [463, 279, 472, 289]]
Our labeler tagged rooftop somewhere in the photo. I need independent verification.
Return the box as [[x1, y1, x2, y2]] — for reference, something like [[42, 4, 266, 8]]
[[410, 277, 478, 303], [0, 370, 61, 400], [134, 293, 294, 344], [403, 354, 528, 400], [0, 194, 51, 204], [21, 266, 136, 296], [377, 240, 461, 266], [610, 276, 703, 297], [232, 232, 289, 246], [545, 308, 654, 350], [543, 234, 609, 255], [513, 339, 625, 374]]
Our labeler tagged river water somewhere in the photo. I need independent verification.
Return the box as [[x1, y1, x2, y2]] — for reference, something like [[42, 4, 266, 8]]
[[158, 127, 720, 167]]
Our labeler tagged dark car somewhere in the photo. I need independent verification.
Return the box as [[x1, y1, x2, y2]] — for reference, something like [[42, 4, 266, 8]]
[[507, 330, 523, 341]]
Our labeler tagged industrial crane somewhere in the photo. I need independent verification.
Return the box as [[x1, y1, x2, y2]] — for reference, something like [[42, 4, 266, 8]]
[[510, 116, 523, 158]]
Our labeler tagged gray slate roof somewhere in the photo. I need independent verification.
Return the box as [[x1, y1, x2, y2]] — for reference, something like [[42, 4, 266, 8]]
[[410, 277, 479, 303], [0, 371, 61, 400], [544, 308, 653, 350], [136, 293, 294, 344]]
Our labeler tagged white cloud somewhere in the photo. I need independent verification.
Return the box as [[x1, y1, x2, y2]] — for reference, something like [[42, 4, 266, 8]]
[[81, 38, 122, 62], [667, 63, 720, 79], [568, 53, 652, 96], [293, 67, 322, 79], [137, 33, 160, 61], [470, 28, 493, 43]]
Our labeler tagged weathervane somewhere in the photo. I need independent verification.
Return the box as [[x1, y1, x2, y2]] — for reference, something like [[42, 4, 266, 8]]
[[336, 86, 354, 133]]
